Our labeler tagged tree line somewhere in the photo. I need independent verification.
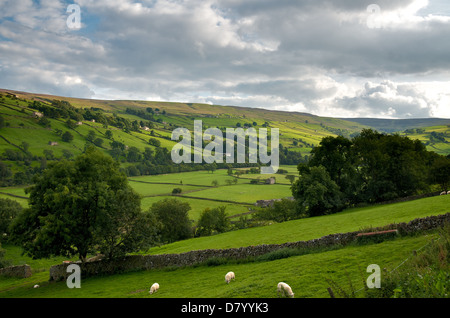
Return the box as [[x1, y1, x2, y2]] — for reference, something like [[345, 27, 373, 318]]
[[0, 147, 236, 265], [256, 129, 450, 222]]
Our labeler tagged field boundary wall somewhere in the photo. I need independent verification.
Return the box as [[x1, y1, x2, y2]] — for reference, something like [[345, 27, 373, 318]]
[[49, 212, 450, 282]]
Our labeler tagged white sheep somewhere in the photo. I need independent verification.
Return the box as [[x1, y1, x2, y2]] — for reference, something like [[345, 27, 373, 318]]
[[33, 284, 39, 289], [447, 191, 450, 195], [441, 191, 447, 195], [149, 282, 159, 294], [225, 271, 235, 284], [277, 282, 294, 298]]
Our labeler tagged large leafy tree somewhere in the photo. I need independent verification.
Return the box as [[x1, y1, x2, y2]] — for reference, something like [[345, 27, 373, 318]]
[[307, 129, 433, 206], [309, 135, 360, 203], [430, 155, 450, 192], [9, 147, 157, 262], [196, 206, 230, 237], [148, 198, 193, 243], [291, 165, 344, 217], [353, 129, 430, 202]]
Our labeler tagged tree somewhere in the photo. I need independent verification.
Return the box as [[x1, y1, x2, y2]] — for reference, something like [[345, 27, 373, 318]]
[[172, 187, 182, 195], [93, 187, 159, 259], [86, 130, 96, 142], [352, 129, 429, 202], [196, 206, 230, 237], [255, 198, 298, 223], [93, 137, 104, 147], [9, 147, 158, 262], [308, 130, 433, 205], [285, 175, 296, 185], [0, 198, 23, 240], [148, 198, 192, 243], [0, 162, 12, 185], [105, 130, 113, 139], [127, 146, 142, 162], [62, 149, 73, 160], [62, 131, 74, 142], [149, 138, 161, 147], [291, 165, 344, 217], [309, 135, 359, 202], [430, 155, 450, 192]]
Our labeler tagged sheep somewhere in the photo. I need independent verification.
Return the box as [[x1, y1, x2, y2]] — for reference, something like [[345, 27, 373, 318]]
[[447, 191, 450, 195], [225, 271, 235, 284], [441, 191, 447, 195], [149, 283, 159, 294], [277, 282, 294, 298], [33, 284, 39, 289]]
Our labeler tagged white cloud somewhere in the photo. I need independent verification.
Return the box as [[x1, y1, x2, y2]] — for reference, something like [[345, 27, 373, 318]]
[[0, 0, 449, 119]]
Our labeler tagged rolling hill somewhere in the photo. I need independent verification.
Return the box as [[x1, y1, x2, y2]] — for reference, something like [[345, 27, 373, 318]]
[[0, 88, 367, 173], [2, 88, 449, 162], [1, 88, 449, 300]]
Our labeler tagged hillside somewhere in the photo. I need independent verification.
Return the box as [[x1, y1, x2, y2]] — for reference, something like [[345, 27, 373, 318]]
[[342, 117, 450, 133], [2, 88, 449, 163], [1, 195, 448, 299], [0, 88, 367, 178], [1, 89, 449, 301]]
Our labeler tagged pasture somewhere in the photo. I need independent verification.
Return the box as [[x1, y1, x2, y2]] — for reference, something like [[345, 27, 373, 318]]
[[0, 227, 440, 298], [0, 166, 298, 221], [145, 194, 450, 255]]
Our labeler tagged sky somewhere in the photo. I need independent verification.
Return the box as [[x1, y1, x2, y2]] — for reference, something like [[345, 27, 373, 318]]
[[0, 0, 449, 119]]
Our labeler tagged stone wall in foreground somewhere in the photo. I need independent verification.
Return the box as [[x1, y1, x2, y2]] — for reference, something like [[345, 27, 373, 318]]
[[49, 213, 450, 282]]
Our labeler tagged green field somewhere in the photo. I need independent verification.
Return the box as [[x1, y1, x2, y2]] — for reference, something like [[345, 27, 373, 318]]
[[147, 194, 450, 255], [1, 89, 450, 299], [400, 125, 450, 155], [0, 88, 370, 167], [0, 234, 436, 298], [0, 167, 296, 221], [1, 194, 448, 298]]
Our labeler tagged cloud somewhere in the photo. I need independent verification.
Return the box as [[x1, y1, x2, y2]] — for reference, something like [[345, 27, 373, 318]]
[[0, 0, 449, 118], [333, 80, 449, 118]]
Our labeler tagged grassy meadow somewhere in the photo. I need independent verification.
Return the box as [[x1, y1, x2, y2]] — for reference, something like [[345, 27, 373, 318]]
[[1, 90, 450, 299], [0, 234, 437, 298], [0, 166, 297, 221], [1, 193, 448, 298]]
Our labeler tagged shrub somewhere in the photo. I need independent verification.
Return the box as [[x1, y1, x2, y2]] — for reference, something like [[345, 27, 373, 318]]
[[172, 188, 182, 195], [62, 131, 74, 142], [367, 223, 450, 298]]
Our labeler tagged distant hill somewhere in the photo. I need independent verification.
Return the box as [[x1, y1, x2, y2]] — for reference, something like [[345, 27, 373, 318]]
[[0, 88, 449, 183], [0, 88, 368, 158], [341, 117, 450, 133]]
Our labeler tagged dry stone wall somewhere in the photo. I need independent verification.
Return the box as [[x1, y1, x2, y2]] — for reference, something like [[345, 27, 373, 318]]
[[49, 213, 450, 282], [0, 264, 32, 278]]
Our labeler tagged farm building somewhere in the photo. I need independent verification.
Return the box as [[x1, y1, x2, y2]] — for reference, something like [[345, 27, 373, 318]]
[[32, 111, 43, 118]]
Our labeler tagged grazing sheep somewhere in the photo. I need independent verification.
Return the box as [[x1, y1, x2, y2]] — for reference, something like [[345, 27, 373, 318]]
[[277, 282, 294, 298], [225, 271, 235, 284], [441, 191, 447, 195], [149, 283, 159, 294], [33, 284, 39, 289], [447, 191, 450, 195]]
